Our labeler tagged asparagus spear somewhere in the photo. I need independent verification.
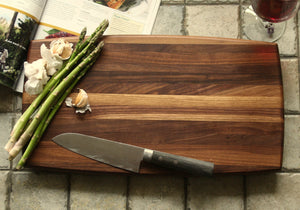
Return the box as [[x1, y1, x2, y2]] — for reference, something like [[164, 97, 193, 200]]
[[9, 41, 104, 160], [77, 19, 109, 52], [5, 20, 108, 152], [69, 27, 87, 62], [14, 108, 51, 168], [15, 59, 97, 170]]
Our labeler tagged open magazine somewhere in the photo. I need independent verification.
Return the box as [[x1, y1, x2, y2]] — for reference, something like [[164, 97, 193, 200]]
[[0, 0, 160, 92]]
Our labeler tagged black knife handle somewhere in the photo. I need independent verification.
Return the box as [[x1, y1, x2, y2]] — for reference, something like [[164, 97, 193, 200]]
[[143, 149, 214, 176]]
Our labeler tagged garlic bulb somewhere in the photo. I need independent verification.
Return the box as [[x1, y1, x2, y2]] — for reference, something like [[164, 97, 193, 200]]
[[50, 38, 73, 60], [23, 38, 74, 95]]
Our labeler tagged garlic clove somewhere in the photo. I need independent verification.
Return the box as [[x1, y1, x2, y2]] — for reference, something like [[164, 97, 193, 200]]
[[65, 89, 91, 113], [73, 88, 89, 108], [59, 42, 73, 60]]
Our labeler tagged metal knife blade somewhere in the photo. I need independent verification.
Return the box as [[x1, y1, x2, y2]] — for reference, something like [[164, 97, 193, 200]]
[[52, 133, 214, 175]]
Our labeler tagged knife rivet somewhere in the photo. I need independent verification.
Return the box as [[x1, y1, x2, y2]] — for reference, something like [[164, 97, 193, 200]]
[[173, 160, 178, 165], [158, 156, 163, 161]]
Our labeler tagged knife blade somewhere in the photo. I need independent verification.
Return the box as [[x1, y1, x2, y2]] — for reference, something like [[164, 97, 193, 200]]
[[52, 133, 214, 175]]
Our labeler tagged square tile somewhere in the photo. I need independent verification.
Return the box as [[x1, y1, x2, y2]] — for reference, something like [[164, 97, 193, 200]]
[[185, 5, 239, 38], [282, 115, 300, 170], [247, 173, 300, 209], [128, 175, 185, 210], [70, 174, 127, 209], [281, 58, 300, 113], [187, 175, 244, 209], [152, 5, 184, 35], [10, 171, 68, 210], [277, 18, 297, 56], [0, 171, 9, 210]]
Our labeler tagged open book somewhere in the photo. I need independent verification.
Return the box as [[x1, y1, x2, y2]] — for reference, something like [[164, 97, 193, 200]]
[[0, 0, 160, 92]]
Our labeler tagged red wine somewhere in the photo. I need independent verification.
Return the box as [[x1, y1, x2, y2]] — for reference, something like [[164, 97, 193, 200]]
[[252, 0, 300, 22]]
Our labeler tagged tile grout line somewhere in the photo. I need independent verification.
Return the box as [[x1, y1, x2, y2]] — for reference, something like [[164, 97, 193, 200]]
[[183, 177, 189, 210], [296, 10, 300, 102], [295, 11, 299, 58], [243, 175, 247, 210], [181, 0, 188, 36], [284, 111, 300, 115], [66, 173, 71, 210], [238, 0, 243, 39], [125, 175, 131, 210]]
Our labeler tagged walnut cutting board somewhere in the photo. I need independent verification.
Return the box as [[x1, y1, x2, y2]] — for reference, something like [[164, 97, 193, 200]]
[[23, 35, 284, 174]]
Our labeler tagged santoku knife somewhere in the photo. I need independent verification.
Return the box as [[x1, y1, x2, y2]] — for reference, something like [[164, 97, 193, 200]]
[[52, 133, 214, 175]]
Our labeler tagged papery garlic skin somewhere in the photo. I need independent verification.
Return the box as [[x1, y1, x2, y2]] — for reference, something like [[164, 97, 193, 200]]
[[24, 59, 49, 95], [50, 38, 73, 60], [24, 59, 46, 79], [75, 104, 92, 114], [65, 97, 73, 107], [40, 44, 63, 76], [25, 78, 44, 95]]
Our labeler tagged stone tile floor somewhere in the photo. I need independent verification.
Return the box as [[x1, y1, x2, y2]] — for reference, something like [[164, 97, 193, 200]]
[[1, 1, 300, 209]]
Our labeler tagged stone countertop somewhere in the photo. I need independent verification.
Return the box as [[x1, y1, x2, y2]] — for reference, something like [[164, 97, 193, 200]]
[[1, 1, 300, 209]]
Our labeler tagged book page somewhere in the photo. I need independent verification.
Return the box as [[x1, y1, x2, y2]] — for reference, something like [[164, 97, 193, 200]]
[[0, 0, 47, 91], [34, 0, 161, 39], [0, 0, 47, 22]]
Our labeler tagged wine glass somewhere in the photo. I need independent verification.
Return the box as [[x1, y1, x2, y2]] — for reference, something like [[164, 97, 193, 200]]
[[242, 0, 300, 42]]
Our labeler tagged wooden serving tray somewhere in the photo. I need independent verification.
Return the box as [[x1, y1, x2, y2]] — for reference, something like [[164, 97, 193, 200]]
[[23, 35, 284, 174]]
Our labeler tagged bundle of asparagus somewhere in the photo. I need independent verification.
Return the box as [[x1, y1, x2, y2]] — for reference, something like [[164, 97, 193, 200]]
[[5, 19, 109, 169]]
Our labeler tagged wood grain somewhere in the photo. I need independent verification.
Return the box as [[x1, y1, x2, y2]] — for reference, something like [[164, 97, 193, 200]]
[[23, 35, 284, 174]]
